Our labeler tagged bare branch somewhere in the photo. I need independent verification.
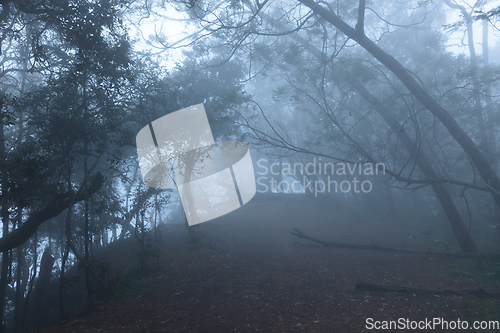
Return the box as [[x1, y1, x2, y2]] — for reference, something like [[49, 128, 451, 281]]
[[355, 0, 366, 36]]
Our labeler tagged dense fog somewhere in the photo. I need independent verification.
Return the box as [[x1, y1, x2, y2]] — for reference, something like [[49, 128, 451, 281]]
[[0, 0, 499, 332]]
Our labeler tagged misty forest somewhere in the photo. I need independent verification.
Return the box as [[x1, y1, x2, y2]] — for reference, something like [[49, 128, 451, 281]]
[[1, 0, 500, 332]]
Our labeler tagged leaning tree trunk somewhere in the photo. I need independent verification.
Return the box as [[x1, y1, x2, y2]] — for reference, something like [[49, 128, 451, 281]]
[[354, 84, 478, 252], [298, 0, 500, 208], [273, 17, 478, 252]]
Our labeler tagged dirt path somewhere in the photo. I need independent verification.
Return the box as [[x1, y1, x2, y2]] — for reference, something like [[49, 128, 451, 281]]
[[38, 194, 500, 332]]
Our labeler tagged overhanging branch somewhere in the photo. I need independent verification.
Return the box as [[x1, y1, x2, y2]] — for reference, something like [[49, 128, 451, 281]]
[[0, 173, 105, 252], [298, 0, 500, 208]]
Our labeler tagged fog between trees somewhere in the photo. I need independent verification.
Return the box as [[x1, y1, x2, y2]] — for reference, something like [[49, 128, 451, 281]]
[[0, 0, 499, 331]]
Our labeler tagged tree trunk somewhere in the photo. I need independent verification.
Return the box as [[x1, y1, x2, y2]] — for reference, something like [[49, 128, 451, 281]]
[[21, 232, 37, 330], [0, 172, 104, 253], [482, 20, 496, 165], [32, 248, 55, 326], [59, 171, 73, 322], [14, 206, 27, 333], [443, 0, 488, 150], [298, 0, 500, 208], [83, 143, 92, 304], [269, 9, 478, 251], [182, 152, 202, 242], [354, 83, 478, 252], [0, 116, 10, 333], [137, 212, 146, 272]]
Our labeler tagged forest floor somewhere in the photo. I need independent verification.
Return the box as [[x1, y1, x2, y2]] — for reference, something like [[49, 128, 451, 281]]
[[37, 193, 500, 333]]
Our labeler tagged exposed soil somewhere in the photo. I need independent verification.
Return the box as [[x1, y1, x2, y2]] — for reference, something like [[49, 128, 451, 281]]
[[38, 193, 500, 332]]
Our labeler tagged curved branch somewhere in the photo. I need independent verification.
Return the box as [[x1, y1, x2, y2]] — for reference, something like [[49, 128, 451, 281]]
[[0, 173, 105, 252], [297, 0, 500, 208]]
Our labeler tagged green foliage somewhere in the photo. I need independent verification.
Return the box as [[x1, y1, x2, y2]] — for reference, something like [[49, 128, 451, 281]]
[[130, 50, 250, 141]]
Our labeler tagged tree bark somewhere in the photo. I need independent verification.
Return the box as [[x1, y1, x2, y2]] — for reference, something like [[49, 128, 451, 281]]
[[0, 116, 10, 333], [0, 172, 104, 252], [482, 20, 496, 164], [444, 0, 488, 150], [269, 14, 478, 252], [353, 84, 478, 252], [21, 232, 36, 330], [32, 248, 54, 325], [298, 0, 500, 208], [83, 143, 92, 304], [14, 206, 28, 333]]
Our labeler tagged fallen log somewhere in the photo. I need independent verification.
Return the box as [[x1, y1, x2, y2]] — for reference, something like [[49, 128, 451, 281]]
[[291, 228, 417, 253], [356, 281, 500, 297], [290, 228, 500, 258]]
